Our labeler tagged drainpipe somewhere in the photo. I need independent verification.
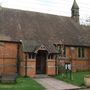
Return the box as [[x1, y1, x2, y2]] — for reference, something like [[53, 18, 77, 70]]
[[17, 44, 20, 75], [25, 52, 27, 77]]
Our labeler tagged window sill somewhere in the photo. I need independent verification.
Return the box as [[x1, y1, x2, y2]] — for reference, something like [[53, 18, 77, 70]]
[[59, 57, 67, 60], [77, 57, 88, 60]]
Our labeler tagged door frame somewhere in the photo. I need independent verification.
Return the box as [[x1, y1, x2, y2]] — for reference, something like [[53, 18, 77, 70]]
[[36, 50, 48, 74]]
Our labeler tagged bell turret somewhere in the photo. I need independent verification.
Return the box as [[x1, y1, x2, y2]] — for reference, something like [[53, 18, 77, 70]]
[[71, 0, 79, 23]]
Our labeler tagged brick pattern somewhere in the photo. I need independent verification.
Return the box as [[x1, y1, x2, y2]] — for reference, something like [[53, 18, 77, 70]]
[[20, 53, 56, 77], [0, 42, 90, 77], [47, 59, 56, 75], [27, 59, 36, 77], [20, 47, 90, 77], [19, 52, 36, 77], [58, 47, 90, 72], [72, 60, 90, 72], [0, 42, 18, 74]]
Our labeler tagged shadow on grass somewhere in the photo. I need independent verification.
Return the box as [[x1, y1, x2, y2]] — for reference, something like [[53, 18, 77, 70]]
[[0, 76, 45, 90]]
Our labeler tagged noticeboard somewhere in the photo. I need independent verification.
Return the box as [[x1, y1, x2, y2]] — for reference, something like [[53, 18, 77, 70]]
[[65, 63, 71, 70]]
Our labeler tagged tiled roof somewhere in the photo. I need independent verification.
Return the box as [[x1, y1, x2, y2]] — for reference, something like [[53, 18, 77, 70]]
[[0, 8, 89, 52]]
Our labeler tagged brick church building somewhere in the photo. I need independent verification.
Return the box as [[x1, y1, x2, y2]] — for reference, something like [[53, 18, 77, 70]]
[[0, 0, 90, 77]]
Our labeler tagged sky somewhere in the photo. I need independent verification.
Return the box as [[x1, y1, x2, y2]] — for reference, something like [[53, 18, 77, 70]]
[[0, 0, 90, 24]]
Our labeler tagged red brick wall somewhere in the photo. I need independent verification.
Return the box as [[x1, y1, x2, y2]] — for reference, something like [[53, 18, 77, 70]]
[[47, 59, 56, 75], [19, 52, 56, 77], [27, 59, 36, 77], [71, 47, 90, 72], [19, 52, 36, 77], [1, 42, 89, 77], [59, 47, 90, 72], [19, 52, 26, 76], [0, 42, 18, 74], [20, 47, 90, 77], [72, 60, 90, 72]]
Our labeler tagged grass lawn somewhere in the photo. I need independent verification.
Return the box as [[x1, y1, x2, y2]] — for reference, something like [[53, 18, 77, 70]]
[[0, 77, 45, 90], [54, 71, 90, 86]]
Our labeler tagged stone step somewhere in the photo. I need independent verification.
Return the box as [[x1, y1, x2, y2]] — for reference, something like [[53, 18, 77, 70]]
[[33, 74, 49, 78]]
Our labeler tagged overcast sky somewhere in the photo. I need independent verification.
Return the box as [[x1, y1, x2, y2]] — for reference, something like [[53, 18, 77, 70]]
[[0, 0, 90, 24]]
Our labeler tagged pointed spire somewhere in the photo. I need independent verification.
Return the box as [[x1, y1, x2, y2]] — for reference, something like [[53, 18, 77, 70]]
[[71, 0, 79, 23], [72, 0, 79, 10]]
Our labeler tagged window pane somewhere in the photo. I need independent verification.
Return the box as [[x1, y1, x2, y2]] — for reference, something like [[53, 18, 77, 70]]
[[63, 47, 66, 57], [48, 54, 53, 59], [51, 54, 53, 59], [48, 54, 50, 59], [78, 47, 85, 58], [28, 53, 32, 59], [32, 53, 35, 59], [28, 53, 35, 59], [82, 48, 85, 58], [78, 47, 81, 58]]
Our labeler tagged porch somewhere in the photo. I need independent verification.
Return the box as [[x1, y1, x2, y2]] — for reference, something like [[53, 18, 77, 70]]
[[20, 50, 56, 77]]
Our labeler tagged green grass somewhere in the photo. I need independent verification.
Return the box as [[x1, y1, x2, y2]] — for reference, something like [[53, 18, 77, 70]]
[[54, 71, 90, 86], [0, 77, 45, 90]]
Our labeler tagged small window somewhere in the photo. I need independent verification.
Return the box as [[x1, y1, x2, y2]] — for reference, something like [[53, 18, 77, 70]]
[[51, 54, 53, 59], [28, 53, 35, 59], [78, 47, 85, 58], [48, 54, 50, 59], [48, 53, 54, 59], [28, 53, 32, 59], [63, 47, 66, 57]]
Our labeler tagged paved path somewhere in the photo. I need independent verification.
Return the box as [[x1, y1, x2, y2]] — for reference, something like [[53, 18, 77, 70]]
[[34, 77, 80, 90]]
